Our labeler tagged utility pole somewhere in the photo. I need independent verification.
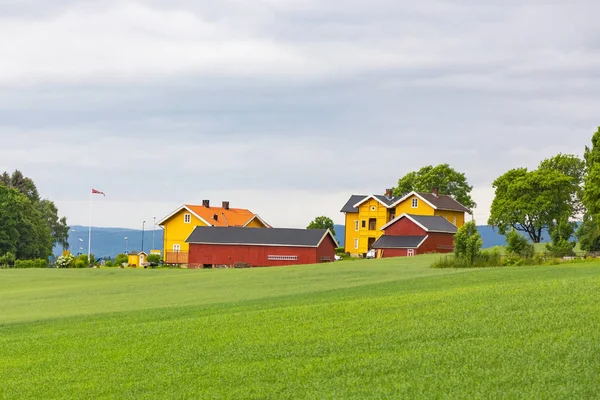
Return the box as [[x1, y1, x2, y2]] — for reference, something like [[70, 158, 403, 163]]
[[141, 221, 146, 253], [152, 216, 156, 251]]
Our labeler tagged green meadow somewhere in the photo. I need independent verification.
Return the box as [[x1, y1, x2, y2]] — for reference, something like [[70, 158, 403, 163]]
[[1, 257, 599, 399]]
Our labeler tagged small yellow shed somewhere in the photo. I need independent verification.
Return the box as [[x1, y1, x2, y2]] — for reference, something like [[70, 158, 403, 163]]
[[127, 251, 148, 267]]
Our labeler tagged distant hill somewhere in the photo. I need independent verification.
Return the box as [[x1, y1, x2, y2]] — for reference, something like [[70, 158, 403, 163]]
[[56, 224, 550, 259]]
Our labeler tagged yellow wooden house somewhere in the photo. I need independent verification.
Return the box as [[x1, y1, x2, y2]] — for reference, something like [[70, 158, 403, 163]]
[[341, 188, 470, 257], [157, 200, 270, 265]]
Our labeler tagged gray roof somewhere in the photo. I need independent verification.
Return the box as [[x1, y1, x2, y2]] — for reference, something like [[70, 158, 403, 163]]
[[341, 194, 403, 213], [405, 214, 458, 233], [416, 192, 470, 213], [186, 226, 337, 247], [372, 235, 427, 249]]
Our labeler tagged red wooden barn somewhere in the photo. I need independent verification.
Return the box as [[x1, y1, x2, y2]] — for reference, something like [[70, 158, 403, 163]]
[[185, 226, 338, 268], [372, 214, 457, 258]]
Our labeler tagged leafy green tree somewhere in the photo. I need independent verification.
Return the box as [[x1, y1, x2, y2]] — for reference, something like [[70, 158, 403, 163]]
[[454, 221, 482, 265], [576, 217, 600, 252], [307, 216, 336, 236], [545, 219, 576, 257], [583, 127, 600, 216], [147, 254, 161, 265], [488, 168, 573, 243], [538, 154, 585, 214], [505, 229, 535, 258], [114, 253, 128, 267], [392, 164, 475, 210]]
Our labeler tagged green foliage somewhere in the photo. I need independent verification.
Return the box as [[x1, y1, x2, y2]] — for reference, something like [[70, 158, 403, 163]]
[[546, 220, 576, 257], [453, 221, 482, 265], [576, 217, 600, 252], [147, 254, 161, 265], [3, 259, 599, 398], [74, 259, 87, 269], [583, 127, 600, 216], [505, 229, 535, 259], [307, 216, 336, 236], [114, 253, 128, 267], [488, 167, 574, 243], [14, 259, 47, 268], [104, 260, 114, 267], [392, 163, 475, 210], [538, 153, 585, 213], [55, 254, 75, 268], [0, 252, 16, 268]]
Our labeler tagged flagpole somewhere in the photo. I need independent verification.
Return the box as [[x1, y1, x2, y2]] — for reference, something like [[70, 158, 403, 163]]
[[88, 188, 92, 264]]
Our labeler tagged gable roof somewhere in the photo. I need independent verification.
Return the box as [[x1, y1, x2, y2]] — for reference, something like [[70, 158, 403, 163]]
[[381, 213, 458, 233], [341, 195, 367, 213], [342, 193, 404, 212], [186, 226, 339, 248], [157, 204, 267, 228], [372, 235, 428, 249], [390, 191, 470, 213], [127, 251, 147, 256]]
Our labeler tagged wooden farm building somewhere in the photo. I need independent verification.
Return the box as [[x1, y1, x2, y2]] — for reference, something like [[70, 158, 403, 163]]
[[185, 226, 339, 268], [372, 214, 457, 258]]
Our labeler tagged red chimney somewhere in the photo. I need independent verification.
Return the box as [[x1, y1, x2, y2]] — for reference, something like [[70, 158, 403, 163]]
[[432, 187, 439, 197], [202, 199, 210, 208], [385, 188, 393, 199], [222, 201, 230, 210]]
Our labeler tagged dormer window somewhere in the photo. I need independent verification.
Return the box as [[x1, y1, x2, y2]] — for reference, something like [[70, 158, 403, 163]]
[[412, 198, 418, 208], [184, 213, 191, 224]]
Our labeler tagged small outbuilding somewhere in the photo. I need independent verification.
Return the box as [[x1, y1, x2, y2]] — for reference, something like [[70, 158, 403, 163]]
[[127, 251, 148, 267], [185, 226, 338, 268], [372, 214, 457, 258]]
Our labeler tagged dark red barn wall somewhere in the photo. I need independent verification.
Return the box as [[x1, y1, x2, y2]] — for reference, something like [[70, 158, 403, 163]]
[[419, 233, 455, 254], [381, 248, 409, 258], [188, 241, 335, 268], [383, 218, 426, 236]]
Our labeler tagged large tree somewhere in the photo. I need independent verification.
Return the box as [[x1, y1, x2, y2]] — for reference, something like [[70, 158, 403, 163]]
[[392, 164, 475, 210], [0, 170, 69, 250], [307, 216, 336, 237], [583, 127, 600, 216], [488, 167, 573, 243], [538, 153, 585, 214]]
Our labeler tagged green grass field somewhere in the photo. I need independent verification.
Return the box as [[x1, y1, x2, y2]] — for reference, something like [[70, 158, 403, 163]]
[[1, 257, 599, 399]]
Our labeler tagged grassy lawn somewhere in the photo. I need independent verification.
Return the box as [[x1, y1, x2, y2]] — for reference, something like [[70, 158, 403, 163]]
[[1, 257, 599, 399]]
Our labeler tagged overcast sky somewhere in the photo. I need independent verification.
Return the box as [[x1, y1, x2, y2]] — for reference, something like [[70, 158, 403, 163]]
[[1, 0, 599, 229]]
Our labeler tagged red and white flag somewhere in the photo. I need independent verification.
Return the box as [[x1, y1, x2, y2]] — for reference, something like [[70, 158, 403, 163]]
[[92, 188, 105, 196]]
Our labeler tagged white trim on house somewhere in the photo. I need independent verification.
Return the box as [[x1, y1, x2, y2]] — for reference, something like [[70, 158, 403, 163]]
[[411, 198, 418, 208], [184, 213, 191, 224], [352, 195, 392, 209], [379, 213, 457, 233], [389, 191, 438, 210], [157, 205, 212, 226], [268, 255, 299, 261], [242, 214, 270, 228], [316, 229, 340, 248], [173, 244, 180, 252], [354, 238, 359, 249], [407, 249, 415, 257]]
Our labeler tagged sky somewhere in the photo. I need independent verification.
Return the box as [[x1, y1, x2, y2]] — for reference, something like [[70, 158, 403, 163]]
[[1, 0, 600, 230]]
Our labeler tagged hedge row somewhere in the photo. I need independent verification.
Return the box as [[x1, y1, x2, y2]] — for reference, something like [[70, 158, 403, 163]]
[[14, 259, 48, 268]]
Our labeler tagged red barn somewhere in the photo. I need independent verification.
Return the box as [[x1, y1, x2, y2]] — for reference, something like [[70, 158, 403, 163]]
[[372, 214, 457, 258], [185, 226, 338, 268]]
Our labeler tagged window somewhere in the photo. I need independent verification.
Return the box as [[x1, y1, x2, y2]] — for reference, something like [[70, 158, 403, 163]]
[[371, 206, 376, 211], [354, 238, 359, 249], [173, 244, 180, 252], [411, 198, 418, 208], [268, 255, 298, 261], [407, 249, 415, 257], [369, 218, 377, 230], [184, 213, 191, 224], [361, 220, 366, 228], [453, 216, 457, 225], [355, 220, 359, 231]]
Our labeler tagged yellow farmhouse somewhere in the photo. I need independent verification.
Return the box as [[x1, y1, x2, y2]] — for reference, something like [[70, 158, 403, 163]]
[[157, 200, 270, 264], [341, 188, 470, 257]]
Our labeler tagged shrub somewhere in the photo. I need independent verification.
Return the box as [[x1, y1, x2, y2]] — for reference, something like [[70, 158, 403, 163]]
[[55, 254, 75, 268], [14, 259, 47, 268], [147, 254, 161, 265], [114, 254, 128, 267], [74, 259, 87, 268], [454, 221, 483, 265], [104, 260, 114, 267], [505, 229, 535, 258], [0, 252, 16, 268]]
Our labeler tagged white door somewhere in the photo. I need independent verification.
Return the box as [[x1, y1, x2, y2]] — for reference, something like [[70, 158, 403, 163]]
[[140, 254, 145, 264]]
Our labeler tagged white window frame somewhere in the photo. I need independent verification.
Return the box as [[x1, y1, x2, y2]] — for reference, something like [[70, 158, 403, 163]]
[[267, 255, 298, 261], [453, 216, 457, 225], [407, 249, 415, 257], [355, 220, 359, 231], [184, 213, 191, 224], [173, 244, 180, 252], [371, 206, 376, 211], [411, 198, 418, 208], [354, 238, 359, 249]]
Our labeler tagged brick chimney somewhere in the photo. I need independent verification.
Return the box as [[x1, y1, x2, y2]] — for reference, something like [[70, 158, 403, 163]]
[[385, 188, 393, 199], [432, 187, 439, 197], [222, 201, 230, 210], [202, 199, 210, 208]]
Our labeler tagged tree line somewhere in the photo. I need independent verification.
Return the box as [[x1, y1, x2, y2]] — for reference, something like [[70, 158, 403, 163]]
[[0, 170, 69, 262]]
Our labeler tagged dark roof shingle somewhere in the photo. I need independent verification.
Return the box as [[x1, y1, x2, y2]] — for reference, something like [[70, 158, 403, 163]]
[[186, 226, 336, 247], [372, 235, 427, 249], [416, 192, 470, 213], [406, 214, 458, 233], [340, 195, 367, 213]]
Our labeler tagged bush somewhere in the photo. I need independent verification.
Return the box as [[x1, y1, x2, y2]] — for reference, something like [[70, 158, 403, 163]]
[[454, 221, 483, 265], [55, 254, 75, 268], [147, 254, 161, 265], [114, 254, 128, 267], [104, 260, 114, 267], [0, 252, 16, 268], [14, 259, 48, 268], [505, 229, 535, 258]]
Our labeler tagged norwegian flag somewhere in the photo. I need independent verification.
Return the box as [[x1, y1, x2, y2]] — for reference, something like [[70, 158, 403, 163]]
[[92, 188, 105, 197]]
